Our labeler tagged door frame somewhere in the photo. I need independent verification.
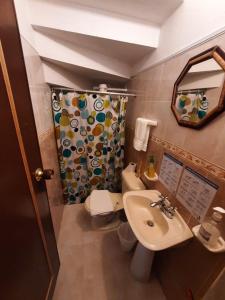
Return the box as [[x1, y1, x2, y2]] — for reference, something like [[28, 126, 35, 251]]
[[0, 1, 60, 298], [0, 40, 57, 299]]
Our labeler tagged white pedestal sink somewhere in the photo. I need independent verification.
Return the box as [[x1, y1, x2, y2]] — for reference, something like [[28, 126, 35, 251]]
[[130, 242, 155, 282], [123, 190, 193, 282]]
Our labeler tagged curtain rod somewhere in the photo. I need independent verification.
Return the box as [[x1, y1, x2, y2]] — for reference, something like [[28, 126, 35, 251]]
[[51, 87, 136, 97], [93, 86, 128, 92], [177, 88, 206, 94]]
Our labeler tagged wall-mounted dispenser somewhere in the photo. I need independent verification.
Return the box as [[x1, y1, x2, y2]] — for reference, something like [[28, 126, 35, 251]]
[[192, 207, 225, 253]]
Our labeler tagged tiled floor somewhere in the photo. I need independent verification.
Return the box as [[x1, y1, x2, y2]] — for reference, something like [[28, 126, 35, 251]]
[[53, 204, 166, 300]]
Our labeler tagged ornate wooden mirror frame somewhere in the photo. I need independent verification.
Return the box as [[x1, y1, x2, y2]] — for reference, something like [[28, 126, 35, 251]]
[[171, 46, 225, 129]]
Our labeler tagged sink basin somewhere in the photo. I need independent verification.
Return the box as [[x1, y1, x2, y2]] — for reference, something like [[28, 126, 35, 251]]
[[123, 190, 193, 251]]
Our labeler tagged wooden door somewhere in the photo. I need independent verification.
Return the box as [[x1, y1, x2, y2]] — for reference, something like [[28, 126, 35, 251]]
[[0, 1, 60, 299]]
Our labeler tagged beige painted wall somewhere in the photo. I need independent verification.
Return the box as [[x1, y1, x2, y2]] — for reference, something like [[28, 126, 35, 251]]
[[21, 37, 64, 240], [203, 267, 225, 300], [127, 33, 225, 170], [126, 33, 225, 299]]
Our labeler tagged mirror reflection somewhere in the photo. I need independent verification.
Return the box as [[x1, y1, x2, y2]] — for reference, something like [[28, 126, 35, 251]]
[[175, 58, 225, 123]]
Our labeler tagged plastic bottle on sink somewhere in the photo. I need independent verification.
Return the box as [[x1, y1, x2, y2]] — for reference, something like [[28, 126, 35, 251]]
[[147, 155, 156, 178], [199, 207, 225, 247]]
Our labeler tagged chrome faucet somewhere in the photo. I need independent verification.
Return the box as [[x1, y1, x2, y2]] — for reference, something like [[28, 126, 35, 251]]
[[150, 195, 176, 219]]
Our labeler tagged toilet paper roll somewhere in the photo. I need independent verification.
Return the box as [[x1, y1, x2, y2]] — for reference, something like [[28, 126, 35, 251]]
[[125, 162, 136, 172]]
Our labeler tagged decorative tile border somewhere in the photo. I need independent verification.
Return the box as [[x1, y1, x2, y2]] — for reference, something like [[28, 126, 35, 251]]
[[151, 135, 225, 181]]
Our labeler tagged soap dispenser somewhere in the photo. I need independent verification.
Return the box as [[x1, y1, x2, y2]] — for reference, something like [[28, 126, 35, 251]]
[[199, 207, 225, 247], [147, 155, 156, 178]]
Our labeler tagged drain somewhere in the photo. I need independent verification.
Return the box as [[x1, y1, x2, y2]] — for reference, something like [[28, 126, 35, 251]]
[[146, 220, 154, 227]]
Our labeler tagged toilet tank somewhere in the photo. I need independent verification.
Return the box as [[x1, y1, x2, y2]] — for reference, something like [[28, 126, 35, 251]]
[[122, 170, 146, 194]]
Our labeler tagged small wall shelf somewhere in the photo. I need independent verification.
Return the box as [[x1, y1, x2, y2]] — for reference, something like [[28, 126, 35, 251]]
[[144, 171, 158, 182], [192, 225, 225, 253]]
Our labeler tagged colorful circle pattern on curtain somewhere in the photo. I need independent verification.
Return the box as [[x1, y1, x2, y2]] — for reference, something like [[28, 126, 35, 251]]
[[52, 91, 128, 204]]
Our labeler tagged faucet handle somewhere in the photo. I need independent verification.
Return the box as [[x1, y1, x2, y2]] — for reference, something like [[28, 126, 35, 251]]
[[159, 195, 169, 203], [164, 198, 171, 207], [168, 206, 177, 215], [159, 194, 166, 201]]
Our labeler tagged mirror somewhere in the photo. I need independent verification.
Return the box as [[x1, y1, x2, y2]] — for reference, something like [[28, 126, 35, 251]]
[[171, 46, 225, 129]]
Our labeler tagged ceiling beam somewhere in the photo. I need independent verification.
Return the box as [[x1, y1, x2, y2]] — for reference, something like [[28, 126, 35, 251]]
[[34, 30, 131, 78], [29, 0, 160, 48]]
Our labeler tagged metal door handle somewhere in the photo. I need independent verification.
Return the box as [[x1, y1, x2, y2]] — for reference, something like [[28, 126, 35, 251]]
[[34, 168, 54, 182]]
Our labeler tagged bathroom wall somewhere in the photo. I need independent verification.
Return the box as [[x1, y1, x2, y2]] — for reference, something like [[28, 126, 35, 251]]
[[133, 0, 225, 73], [203, 266, 225, 300], [13, 0, 65, 239], [21, 37, 64, 240], [126, 32, 225, 299]]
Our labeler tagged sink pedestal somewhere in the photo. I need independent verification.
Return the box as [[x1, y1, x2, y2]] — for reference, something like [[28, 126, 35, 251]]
[[130, 242, 155, 282]]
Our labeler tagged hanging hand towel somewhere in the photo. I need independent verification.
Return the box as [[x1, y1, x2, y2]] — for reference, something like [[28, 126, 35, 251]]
[[133, 118, 157, 151]]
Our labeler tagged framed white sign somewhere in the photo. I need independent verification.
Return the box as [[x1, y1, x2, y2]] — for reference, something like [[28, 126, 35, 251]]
[[176, 167, 218, 222], [159, 153, 183, 194]]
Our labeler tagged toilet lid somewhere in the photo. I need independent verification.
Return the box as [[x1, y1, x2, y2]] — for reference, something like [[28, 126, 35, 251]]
[[89, 190, 114, 216]]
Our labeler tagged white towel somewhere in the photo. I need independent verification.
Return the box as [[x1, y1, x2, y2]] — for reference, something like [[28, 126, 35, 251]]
[[133, 118, 157, 151], [89, 190, 114, 216]]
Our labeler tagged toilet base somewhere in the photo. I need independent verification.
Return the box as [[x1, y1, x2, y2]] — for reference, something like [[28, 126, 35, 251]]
[[84, 192, 123, 231], [91, 212, 121, 231]]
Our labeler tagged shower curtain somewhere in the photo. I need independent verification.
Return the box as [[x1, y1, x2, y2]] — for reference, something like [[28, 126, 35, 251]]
[[52, 91, 128, 204]]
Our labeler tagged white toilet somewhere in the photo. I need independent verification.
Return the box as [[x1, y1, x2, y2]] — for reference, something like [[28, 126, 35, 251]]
[[84, 164, 146, 230]]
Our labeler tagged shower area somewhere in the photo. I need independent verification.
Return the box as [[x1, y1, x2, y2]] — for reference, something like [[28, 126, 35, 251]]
[[51, 85, 132, 204]]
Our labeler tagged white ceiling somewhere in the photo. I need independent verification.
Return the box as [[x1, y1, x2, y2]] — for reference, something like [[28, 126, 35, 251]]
[[64, 0, 183, 24], [28, 0, 183, 87], [43, 58, 128, 86], [34, 26, 153, 65]]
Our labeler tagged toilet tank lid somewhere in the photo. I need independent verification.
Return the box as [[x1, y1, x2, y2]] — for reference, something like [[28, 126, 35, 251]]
[[122, 170, 145, 191]]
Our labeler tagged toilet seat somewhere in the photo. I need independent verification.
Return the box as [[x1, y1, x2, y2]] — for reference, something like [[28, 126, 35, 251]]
[[84, 190, 123, 215], [90, 190, 114, 216]]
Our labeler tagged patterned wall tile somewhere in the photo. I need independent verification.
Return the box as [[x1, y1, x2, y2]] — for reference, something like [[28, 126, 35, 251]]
[[151, 135, 225, 182]]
